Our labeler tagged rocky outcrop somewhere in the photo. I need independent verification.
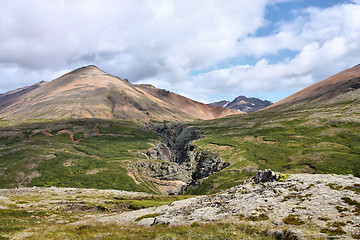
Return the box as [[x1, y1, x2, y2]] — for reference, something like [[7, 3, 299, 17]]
[[85, 171, 360, 239], [252, 169, 280, 183], [132, 123, 229, 195]]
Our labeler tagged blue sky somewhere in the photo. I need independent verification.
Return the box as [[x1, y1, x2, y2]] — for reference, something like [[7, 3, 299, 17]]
[[0, 0, 359, 103]]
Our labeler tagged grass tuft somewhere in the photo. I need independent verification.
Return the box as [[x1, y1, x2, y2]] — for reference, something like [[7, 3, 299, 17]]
[[135, 213, 161, 222], [282, 214, 305, 225]]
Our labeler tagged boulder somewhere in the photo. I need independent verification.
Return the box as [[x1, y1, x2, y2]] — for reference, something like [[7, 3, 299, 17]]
[[252, 169, 280, 183]]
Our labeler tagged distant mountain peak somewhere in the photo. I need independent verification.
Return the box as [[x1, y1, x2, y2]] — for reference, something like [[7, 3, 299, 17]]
[[210, 95, 272, 113], [68, 65, 105, 75]]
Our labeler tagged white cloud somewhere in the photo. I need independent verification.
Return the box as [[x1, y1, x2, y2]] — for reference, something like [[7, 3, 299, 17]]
[[0, 0, 270, 79], [187, 33, 359, 102], [0, 0, 269, 69], [181, 2, 360, 102], [0, 0, 359, 104], [0, 64, 70, 93]]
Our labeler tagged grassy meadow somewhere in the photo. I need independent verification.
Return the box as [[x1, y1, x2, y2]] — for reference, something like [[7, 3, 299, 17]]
[[187, 98, 360, 194], [0, 119, 159, 193]]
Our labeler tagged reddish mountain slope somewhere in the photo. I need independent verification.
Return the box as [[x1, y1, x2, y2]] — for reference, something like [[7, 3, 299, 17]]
[[267, 64, 360, 109], [0, 66, 238, 121], [135, 84, 240, 120]]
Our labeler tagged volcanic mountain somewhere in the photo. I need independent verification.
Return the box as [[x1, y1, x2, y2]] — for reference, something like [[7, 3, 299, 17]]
[[210, 96, 272, 113], [267, 64, 360, 110], [0, 66, 238, 121]]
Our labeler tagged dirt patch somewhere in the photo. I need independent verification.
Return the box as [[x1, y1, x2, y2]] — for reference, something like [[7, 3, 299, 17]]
[[319, 128, 347, 136], [304, 164, 316, 173], [86, 169, 104, 175], [25, 162, 39, 170], [63, 159, 75, 167], [58, 201, 130, 214], [127, 172, 140, 185], [307, 153, 326, 162], [257, 136, 277, 144], [244, 136, 255, 141], [38, 154, 56, 161], [99, 123, 110, 128], [28, 171, 41, 180], [0, 167, 7, 176], [208, 144, 236, 151], [0, 131, 24, 139], [15, 171, 41, 187], [54, 130, 85, 142], [300, 119, 323, 127], [258, 159, 267, 163], [95, 123, 101, 133]]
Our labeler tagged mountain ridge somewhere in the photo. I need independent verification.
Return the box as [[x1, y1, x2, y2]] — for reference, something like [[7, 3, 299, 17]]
[[135, 84, 240, 120], [0, 81, 47, 110], [266, 64, 360, 110], [0, 65, 238, 122]]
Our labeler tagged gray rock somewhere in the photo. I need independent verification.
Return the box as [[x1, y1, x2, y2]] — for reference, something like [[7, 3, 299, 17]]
[[136, 217, 157, 226], [82, 173, 360, 239], [252, 169, 281, 183], [272, 229, 302, 240], [133, 124, 229, 194]]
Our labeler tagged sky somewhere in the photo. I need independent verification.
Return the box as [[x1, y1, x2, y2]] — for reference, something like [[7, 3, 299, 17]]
[[1, 0, 360, 103]]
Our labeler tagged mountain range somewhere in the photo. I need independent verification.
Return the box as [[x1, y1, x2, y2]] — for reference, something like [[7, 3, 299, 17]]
[[0, 63, 359, 238], [0, 65, 238, 122], [0, 64, 359, 192], [209, 96, 272, 113]]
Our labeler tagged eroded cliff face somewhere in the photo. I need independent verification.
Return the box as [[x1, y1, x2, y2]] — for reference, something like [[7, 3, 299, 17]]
[[131, 123, 229, 195]]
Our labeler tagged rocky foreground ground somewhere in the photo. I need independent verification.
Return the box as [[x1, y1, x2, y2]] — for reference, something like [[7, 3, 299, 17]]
[[1, 170, 359, 239], [76, 170, 360, 239]]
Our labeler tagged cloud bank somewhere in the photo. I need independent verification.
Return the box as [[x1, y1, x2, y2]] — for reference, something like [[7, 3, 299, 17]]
[[0, 0, 359, 102]]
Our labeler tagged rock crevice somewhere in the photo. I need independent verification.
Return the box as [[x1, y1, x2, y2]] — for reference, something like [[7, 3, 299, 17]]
[[132, 123, 229, 195]]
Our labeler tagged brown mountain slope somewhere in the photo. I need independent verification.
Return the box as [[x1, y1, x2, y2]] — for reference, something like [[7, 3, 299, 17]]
[[267, 64, 360, 109], [0, 65, 237, 121], [0, 81, 47, 110], [135, 84, 240, 120]]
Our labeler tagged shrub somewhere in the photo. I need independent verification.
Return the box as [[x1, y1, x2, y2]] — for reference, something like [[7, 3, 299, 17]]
[[247, 213, 269, 221], [279, 174, 291, 182], [282, 215, 304, 225]]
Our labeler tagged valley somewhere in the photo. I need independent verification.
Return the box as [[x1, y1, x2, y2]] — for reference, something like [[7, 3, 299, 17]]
[[0, 65, 359, 239]]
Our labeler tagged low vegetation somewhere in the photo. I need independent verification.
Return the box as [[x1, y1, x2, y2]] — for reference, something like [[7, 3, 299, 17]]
[[0, 119, 159, 193], [1, 88, 359, 196], [0, 187, 194, 239], [342, 197, 360, 215], [17, 222, 278, 240], [279, 173, 291, 182], [282, 214, 305, 225], [0, 65, 358, 240], [135, 213, 161, 222], [187, 97, 360, 193], [3, 187, 326, 240], [320, 221, 347, 236]]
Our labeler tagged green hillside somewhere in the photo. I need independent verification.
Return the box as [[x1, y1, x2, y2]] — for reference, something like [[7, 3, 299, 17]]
[[187, 91, 360, 194], [1, 89, 359, 195], [0, 119, 159, 193]]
